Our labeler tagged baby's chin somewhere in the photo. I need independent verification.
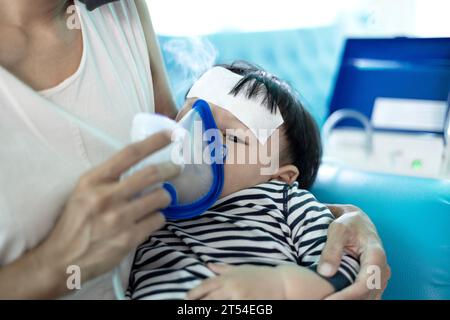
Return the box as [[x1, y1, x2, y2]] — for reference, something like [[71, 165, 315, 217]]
[[217, 186, 233, 200], [218, 176, 270, 199], [218, 182, 244, 199]]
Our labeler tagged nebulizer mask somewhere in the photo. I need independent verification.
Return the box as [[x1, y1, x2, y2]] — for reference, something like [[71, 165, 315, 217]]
[[124, 98, 226, 220]]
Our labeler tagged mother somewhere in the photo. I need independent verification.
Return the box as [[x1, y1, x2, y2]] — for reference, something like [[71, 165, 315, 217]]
[[0, 0, 390, 299]]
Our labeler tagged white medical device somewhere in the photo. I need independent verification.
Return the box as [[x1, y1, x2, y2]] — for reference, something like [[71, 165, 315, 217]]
[[324, 38, 450, 179], [322, 97, 450, 179]]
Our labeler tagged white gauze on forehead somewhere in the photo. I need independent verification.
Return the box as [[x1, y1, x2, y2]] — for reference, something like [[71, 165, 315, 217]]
[[186, 66, 284, 144]]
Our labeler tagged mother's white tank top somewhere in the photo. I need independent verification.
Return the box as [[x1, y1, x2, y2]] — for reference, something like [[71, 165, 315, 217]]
[[0, 0, 154, 298]]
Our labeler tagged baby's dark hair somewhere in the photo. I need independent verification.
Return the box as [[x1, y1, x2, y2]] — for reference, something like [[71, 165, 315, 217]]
[[218, 61, 322, 189]]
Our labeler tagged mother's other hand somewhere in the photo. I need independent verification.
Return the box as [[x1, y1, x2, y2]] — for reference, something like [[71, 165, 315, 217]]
[[320, 205, 391, 299]]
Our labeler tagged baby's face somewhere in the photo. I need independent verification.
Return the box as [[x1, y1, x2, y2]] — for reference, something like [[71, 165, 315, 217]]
[[176, 98, 290, 198]]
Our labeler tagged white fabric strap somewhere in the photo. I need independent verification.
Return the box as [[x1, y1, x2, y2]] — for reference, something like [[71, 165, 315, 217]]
[[187, 66, 284, 144]]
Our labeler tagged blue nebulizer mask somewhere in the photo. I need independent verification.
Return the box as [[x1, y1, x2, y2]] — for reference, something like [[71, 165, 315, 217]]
[[124, 99, 226, 220]]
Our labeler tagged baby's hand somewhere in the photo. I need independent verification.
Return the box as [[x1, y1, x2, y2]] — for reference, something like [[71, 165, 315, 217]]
[[186, 263, 286, 300]]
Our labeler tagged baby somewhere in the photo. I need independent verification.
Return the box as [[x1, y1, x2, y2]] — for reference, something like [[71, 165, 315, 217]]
[[126, 61, 359, 300]]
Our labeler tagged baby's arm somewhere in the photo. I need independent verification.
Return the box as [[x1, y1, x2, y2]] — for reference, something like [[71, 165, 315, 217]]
[[186, 263, 334, 300], [277, 264, 334, 299]]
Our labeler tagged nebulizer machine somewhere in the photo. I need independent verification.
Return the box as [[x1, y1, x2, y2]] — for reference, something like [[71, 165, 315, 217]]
[[321, 38, 450, 180]]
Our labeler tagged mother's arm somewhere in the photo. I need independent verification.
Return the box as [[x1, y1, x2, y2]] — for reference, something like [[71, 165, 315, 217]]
[[0, 244, 69, 299], [0, 133, 179, 299], [323, 204, 391, 299], [135, 0, 178, 119]]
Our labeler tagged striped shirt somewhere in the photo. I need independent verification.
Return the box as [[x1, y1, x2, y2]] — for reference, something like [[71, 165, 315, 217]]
[[127, 180, 360, 300]]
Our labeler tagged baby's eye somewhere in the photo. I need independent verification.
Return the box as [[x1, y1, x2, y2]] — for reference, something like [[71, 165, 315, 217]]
[[226, 134, 247, 145], [221, 131, 248, 145], [228, 135, 239, 143]]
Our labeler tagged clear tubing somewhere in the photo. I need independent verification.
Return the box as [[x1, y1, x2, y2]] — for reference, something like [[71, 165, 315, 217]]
[[321, 109, 373, 156]]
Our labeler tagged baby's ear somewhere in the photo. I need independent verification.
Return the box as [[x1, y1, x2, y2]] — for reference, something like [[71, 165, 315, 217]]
[[271, 164, 299, 185]]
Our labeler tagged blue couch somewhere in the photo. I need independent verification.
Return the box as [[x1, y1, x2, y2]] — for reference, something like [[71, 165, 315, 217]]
[[312, 161, 450, 299], [158, 27, 450, 299]]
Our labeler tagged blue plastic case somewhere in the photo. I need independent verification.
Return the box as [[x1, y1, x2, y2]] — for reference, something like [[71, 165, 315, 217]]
[[329, 37, 450, 134]]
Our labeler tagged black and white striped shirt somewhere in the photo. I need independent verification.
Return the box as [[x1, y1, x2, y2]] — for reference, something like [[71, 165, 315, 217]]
[[127, 180, 359, 300]]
